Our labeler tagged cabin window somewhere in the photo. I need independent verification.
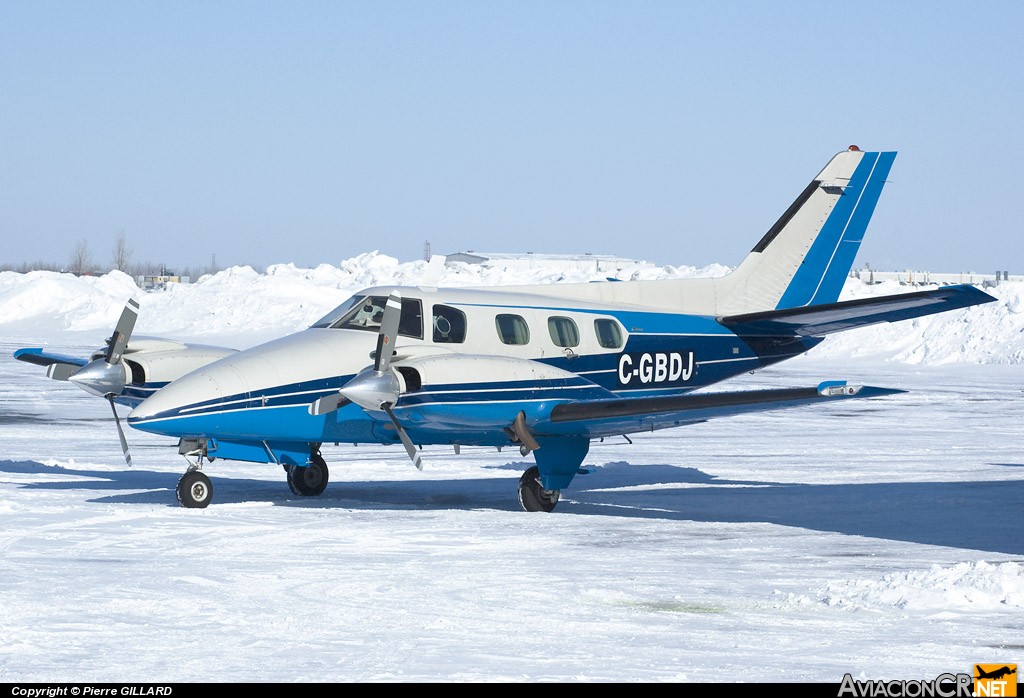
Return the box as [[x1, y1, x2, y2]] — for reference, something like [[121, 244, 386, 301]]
[[432, 304, 467, 343], [594, 318, 624, 349], [547, 316, 580, 348], [495, 314, 530, 345], [329, 295, 423, 339]]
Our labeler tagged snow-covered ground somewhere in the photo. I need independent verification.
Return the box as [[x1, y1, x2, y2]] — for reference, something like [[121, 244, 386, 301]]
[[1, 255, 1022, 682]]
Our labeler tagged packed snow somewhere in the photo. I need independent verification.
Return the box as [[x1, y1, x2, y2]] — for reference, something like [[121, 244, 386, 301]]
[[1, 253, 1022, 682]]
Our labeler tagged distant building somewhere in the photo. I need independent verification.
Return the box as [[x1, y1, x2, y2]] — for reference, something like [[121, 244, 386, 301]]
[[137, 273, 191, 290], [445, 251, 643, 272], [848, 267, 1020, 287]]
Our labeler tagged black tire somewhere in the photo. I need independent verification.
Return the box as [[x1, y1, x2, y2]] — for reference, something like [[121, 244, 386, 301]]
[[177, 471, 213, 509], [518, 465, 559, 512], [287, 454, 329, 496]]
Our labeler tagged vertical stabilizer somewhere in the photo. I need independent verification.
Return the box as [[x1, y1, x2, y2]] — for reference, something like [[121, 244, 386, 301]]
[[716, 147, 896, 314]]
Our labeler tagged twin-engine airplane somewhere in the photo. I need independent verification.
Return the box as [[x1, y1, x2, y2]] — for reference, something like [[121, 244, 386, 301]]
[[15, 147, 996, 510]]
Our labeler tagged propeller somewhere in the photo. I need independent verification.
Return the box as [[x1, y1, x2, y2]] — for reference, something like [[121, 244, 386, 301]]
[[507, 410, 540, 456], [68, 298, 140, 398], [308, 291, 423, 469], [68, 299, 140, 467]]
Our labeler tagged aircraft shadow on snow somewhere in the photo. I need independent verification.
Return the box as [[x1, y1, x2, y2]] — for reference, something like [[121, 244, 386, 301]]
[[4, 457, 1022, 555]]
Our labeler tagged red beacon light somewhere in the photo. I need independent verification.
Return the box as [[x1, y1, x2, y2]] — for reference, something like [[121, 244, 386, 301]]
[[848, 145, 861, 151]]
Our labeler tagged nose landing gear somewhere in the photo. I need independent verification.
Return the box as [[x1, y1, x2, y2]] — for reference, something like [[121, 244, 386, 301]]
[[177, 469, 213, 508]]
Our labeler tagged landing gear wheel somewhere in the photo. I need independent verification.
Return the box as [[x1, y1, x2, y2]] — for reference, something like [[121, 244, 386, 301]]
[[287, 454, 329, 496], [177, 471, 213, 509], [518, 465, 560, 512]]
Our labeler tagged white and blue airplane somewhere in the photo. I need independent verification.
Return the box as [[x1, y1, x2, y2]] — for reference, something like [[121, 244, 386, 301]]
[[15, 147, 996, 510]]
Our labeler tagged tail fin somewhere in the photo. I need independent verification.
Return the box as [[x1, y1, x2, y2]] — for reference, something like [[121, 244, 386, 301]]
[[716, 147, 896, 314]]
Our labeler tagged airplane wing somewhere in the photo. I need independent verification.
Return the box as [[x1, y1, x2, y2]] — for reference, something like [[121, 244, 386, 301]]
[[545, 381, 903, 438], [13, 348, 91, 381], [13, 347, 90, 368], [720, 284, 995, 337]]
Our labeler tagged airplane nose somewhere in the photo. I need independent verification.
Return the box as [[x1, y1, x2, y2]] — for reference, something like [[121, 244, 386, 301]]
[[128, 360, 249, 428], [126, 329, 355, 437]]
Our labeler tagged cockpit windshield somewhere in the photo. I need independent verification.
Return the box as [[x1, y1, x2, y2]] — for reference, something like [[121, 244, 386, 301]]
[[309, 295, 362, 329], [310, 294, 423, 339]]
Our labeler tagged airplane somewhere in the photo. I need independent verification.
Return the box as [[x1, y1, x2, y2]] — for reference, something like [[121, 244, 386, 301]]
[[14, 146, 997, 511], [974, 666, 1016, 681]]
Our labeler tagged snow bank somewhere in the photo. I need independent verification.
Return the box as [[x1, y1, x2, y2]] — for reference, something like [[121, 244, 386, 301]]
[[820, 561, 1024, 612], [807, 280, 1024, 365], [2, 252, 1020, 364]]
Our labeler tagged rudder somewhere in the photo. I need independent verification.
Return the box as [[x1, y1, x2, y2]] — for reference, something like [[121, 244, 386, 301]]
[[717, 147, 896, 314]]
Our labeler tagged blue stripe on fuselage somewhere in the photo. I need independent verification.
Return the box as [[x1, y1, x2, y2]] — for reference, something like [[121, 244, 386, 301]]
[[126, 305, 815, 451]]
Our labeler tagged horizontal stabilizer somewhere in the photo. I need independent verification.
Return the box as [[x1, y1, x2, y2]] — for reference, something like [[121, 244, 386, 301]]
[[13, 348, 90, 369], [719, 285, 996, 338], [550, 381, 903, 431]]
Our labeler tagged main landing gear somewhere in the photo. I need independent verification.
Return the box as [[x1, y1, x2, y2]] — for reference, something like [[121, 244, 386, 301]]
[[287, 451, 329, 496], [518, 466, 560, 513], [516, 435, 590, 513]]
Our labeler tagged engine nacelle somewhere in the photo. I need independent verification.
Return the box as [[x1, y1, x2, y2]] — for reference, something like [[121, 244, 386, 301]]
[[119, 337, 238, 386]]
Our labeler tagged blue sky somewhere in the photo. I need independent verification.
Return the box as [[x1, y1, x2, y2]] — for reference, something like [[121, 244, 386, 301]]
[[2, 1, 1021, 273]]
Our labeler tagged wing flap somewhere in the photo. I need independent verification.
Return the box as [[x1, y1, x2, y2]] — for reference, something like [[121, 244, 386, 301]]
[[548, 381, 903, 436], [720, 284, 996, 337]]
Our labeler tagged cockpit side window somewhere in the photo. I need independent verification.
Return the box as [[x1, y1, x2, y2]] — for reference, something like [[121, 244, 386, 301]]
[[432, 305, 467, 343], [327, 295, 423, 338], [398, 298, 423, 339]]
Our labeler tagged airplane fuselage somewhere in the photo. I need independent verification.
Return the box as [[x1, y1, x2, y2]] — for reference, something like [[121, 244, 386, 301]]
[[126, 284, 819, 465]]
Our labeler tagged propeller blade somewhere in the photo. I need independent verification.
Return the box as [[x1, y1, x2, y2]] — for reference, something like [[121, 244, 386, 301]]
[[308, 392, 351, 416], [107, 396, 133, 467], [510, 410, 541, 454], [373, 292, 402, 372], [382, 403, 422, 470], [105, 298, 140, 365]]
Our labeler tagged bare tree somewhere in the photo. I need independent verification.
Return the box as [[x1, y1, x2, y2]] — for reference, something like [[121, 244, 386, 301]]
[[112, 232, 133, 273], [70, 239, 92, 276]]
